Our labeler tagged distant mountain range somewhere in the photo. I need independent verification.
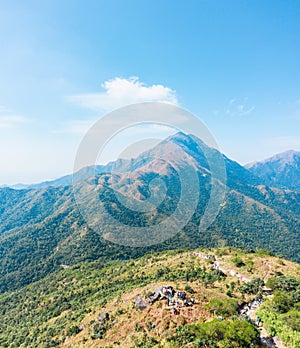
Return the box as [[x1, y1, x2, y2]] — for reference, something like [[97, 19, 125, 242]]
[[246, 149, 300, 191], [0, 132, 299, 294], [3, 146, 300, 193]]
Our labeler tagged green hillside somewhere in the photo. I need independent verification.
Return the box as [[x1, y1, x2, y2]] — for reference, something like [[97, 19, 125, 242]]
[[0, 247, 299, 348], [0, 134, 300, 295]]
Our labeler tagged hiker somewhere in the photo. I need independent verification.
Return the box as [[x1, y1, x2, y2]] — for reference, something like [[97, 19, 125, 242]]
[[184, 298, 189, 306], [256, 317, 261, 326], [166, 298, 170, 306], [171, 305, 178, 314]]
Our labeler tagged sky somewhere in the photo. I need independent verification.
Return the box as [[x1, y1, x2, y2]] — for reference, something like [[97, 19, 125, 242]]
[[1, 0, 300, 184]]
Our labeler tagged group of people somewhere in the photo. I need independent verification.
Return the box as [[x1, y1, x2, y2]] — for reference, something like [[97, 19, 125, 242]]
[[239, 298, 264, 326], [162, 287, 195, 314]]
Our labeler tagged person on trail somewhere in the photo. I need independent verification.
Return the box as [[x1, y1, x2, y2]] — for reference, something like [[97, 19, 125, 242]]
[[256, 317, 261, 326], [171, 306, 178, 315]]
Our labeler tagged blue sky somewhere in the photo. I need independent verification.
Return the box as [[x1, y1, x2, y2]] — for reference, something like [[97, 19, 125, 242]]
[[1, 0, 300, 184]]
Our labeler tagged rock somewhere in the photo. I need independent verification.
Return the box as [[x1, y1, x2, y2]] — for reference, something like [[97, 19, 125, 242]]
[[98, 311, 110, 322], [146, 285, 175, 304], [134, 295, 147, 310]]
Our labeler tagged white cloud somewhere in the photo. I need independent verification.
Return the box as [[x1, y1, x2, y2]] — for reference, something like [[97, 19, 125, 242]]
[[67, 76, 178, 111], [0, 106, 30, 128]]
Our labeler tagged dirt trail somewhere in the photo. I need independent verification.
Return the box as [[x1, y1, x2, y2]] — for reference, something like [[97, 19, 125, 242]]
[[212, 260, 287, 348], [213, 260, 252, 283], [262, 261, 272, 281], [247, 304, 287, 348]]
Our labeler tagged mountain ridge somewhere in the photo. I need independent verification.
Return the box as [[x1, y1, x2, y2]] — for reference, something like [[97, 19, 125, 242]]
[[0, 132, 299, 295], [246, 149, 300, 191], [3, 138, 299, 193]]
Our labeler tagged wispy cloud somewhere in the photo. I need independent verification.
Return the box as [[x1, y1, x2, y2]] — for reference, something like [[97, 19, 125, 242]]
[[67, 76, 178, 111], [0, 106, 30, 128], [225, 97, 255, 116]]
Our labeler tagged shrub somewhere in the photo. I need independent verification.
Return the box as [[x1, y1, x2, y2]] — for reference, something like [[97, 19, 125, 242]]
[[205, 298, 239, 318], [167, 319, 259, 347], [134, 322, 142, 332], [266, 276, 299, 293], [231, 257, 245, 268], [66, 325, 80, 336], [215, 249, 229, 257], [238, 278, 264, 294], [184, 284, 195, 294], [272, 291, 293, 313], [90, 322, 109, 339], [282, 310, 300, 332]]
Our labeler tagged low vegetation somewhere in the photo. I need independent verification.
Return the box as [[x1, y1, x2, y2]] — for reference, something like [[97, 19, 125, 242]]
[[257, 275, 300, 347], [0, 247, 299, 347]]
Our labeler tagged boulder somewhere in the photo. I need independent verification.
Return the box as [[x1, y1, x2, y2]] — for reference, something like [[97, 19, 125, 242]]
[[98, 311, 110, 322], [134, 295, 147, 310]]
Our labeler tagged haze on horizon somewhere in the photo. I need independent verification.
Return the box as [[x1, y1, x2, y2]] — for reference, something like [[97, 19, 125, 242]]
[[1, 1, 300, 185]]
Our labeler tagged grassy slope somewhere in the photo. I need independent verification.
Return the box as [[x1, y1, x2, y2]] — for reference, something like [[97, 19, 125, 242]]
[[0, 247, 299, 348]]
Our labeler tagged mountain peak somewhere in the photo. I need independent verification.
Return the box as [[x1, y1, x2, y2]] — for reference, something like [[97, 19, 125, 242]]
[[262, 149, 299, 165], [164, 132, 198, 146], [246, 149, 300, 191], [247, 149, 300, 168]]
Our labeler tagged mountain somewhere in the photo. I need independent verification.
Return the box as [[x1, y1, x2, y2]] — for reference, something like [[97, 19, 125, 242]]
[[0, 132, 300, 295], [1, 160, 132, 190], [0, 247, 299, 347], [0, 183, 29, 189], [246, 150, 300, 191], [3, 132, 260, 191]]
